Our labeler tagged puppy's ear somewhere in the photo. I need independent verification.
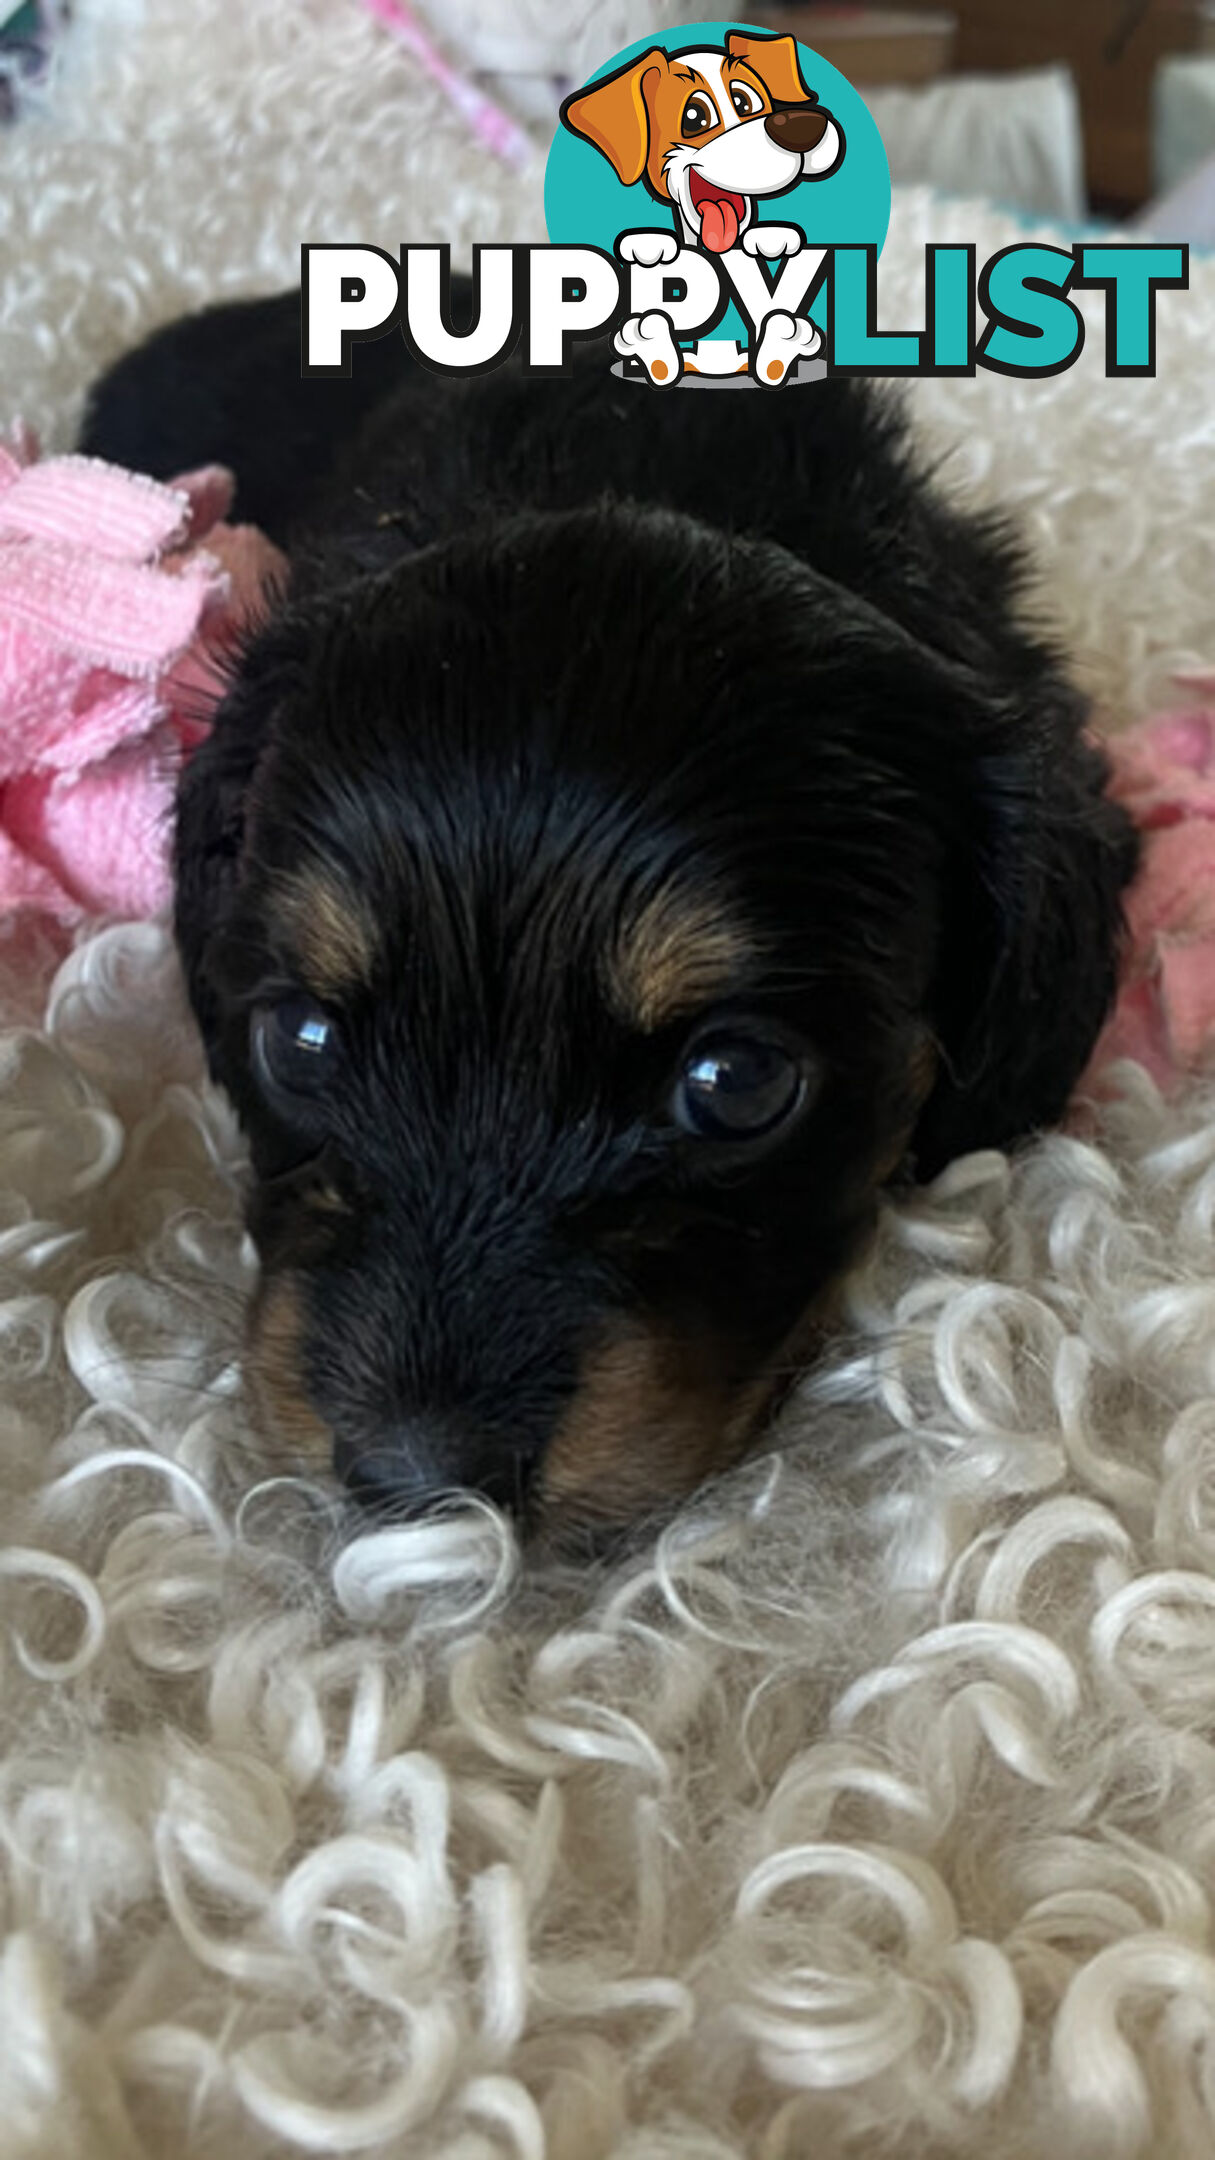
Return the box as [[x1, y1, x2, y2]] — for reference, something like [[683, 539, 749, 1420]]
[[912, 710, 1138, 1177], [726, 31, 812, 104], [561, 48, 668, 186], [173, 679, 274, 1077]]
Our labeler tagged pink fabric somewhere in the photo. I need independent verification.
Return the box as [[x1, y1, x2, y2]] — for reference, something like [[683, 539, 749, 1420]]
[[1082, 682, 1215, 1093], [0, 437, 287, 923]]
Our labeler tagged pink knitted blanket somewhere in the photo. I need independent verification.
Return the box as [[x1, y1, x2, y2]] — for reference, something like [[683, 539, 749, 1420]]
[[1081, 691, 1215, 1095], [0, 432, 286, 922]]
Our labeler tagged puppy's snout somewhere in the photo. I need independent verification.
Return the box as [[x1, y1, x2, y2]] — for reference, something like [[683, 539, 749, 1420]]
[[764, 105, 829, 152], [336, 1414, 530, 1517]]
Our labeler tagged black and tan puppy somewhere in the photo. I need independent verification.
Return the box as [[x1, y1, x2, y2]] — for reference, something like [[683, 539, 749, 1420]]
[[81, 293, 1137, 1541]]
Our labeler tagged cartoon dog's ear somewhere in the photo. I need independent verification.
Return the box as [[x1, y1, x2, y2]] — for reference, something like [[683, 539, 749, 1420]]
[[561, 48, 669, 186], [726, 30, 812, 105]]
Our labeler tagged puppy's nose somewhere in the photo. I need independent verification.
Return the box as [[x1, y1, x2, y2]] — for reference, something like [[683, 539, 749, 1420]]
[[764, 105, 829, 152], [336, 1417, 529, 1517]]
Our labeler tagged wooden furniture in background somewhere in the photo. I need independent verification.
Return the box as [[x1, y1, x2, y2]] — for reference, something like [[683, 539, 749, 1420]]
[[763, 1, 1215, 208], [768, 0, 1215, 209], [755, 7, 957, 86], [947, 0, 1215, 208]]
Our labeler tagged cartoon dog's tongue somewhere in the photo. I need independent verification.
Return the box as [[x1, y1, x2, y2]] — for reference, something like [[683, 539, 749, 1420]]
[[700, 197, 739, 252], [689, 173, 744, 254]]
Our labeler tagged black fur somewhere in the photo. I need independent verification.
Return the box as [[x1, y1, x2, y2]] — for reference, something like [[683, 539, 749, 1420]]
[[82, 293, 1137, 1537]]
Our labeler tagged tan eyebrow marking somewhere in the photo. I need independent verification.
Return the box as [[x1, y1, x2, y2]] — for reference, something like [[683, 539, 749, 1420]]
[[606, 886, 755, 1032], [270, 867, 379, 1001]]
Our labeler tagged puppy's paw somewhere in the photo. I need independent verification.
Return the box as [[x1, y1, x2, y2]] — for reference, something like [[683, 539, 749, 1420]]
[[617, 230, 680, 268], [742, 224, 805, 260], [614, 311, 683, 386], [753, 310, 821, 385]]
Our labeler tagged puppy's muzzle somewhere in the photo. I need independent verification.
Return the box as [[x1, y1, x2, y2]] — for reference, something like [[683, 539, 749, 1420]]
[[764, 106, 830, 152], [334, 1414, 529, 1518]]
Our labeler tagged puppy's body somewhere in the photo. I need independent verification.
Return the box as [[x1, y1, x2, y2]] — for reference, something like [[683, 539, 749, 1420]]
[[82, 300, 1137, 1540]]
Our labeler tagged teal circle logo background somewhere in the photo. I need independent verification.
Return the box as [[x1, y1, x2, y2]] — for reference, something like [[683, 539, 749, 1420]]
[[543, 19, 891, 343]]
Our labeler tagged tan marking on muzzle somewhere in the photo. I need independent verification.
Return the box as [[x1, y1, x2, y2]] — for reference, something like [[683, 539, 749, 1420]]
[[271, 868, 378, 1001], [536, 1230, 884, 1536], [608, 888, 754, 1032], [536, 1325, 745, 1529], [244, 1272, 332, 1470]]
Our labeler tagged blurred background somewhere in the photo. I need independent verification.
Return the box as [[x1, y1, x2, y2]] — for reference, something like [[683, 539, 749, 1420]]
[[3, 0, 1213, 236]]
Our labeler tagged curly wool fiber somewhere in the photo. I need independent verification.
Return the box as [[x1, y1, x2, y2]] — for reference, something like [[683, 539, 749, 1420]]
[[4, 3, 1215, 2156], [11, 928, 1215, 2160]]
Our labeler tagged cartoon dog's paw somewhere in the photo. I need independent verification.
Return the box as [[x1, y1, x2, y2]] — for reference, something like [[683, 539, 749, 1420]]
[[614, 311, 683, 386], [617, 230, 680, 268], [753, 310, 821, 385], [741, 224, 805, 260]]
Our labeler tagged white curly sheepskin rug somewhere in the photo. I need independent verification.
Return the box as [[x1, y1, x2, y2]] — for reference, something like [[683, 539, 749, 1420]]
[[3, 6, 1215, 2157]]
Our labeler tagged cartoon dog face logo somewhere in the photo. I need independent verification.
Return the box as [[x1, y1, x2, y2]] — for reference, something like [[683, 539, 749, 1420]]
[[561, 30, 844, 257]]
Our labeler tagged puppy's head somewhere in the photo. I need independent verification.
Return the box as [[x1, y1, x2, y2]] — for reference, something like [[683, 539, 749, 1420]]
[[561, 32, 843, 253], [177, 501, 1128, 1543]]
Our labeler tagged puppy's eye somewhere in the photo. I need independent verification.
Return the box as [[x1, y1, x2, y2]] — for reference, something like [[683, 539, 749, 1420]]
[[251, 997, 340, 1099], [730, 82, 763, 117], [674, 1030, 810, 1142], [682, 93, 718, 138]]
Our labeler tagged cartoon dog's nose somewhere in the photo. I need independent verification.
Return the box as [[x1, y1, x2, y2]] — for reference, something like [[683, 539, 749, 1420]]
[[764, 105, 830, 152]]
